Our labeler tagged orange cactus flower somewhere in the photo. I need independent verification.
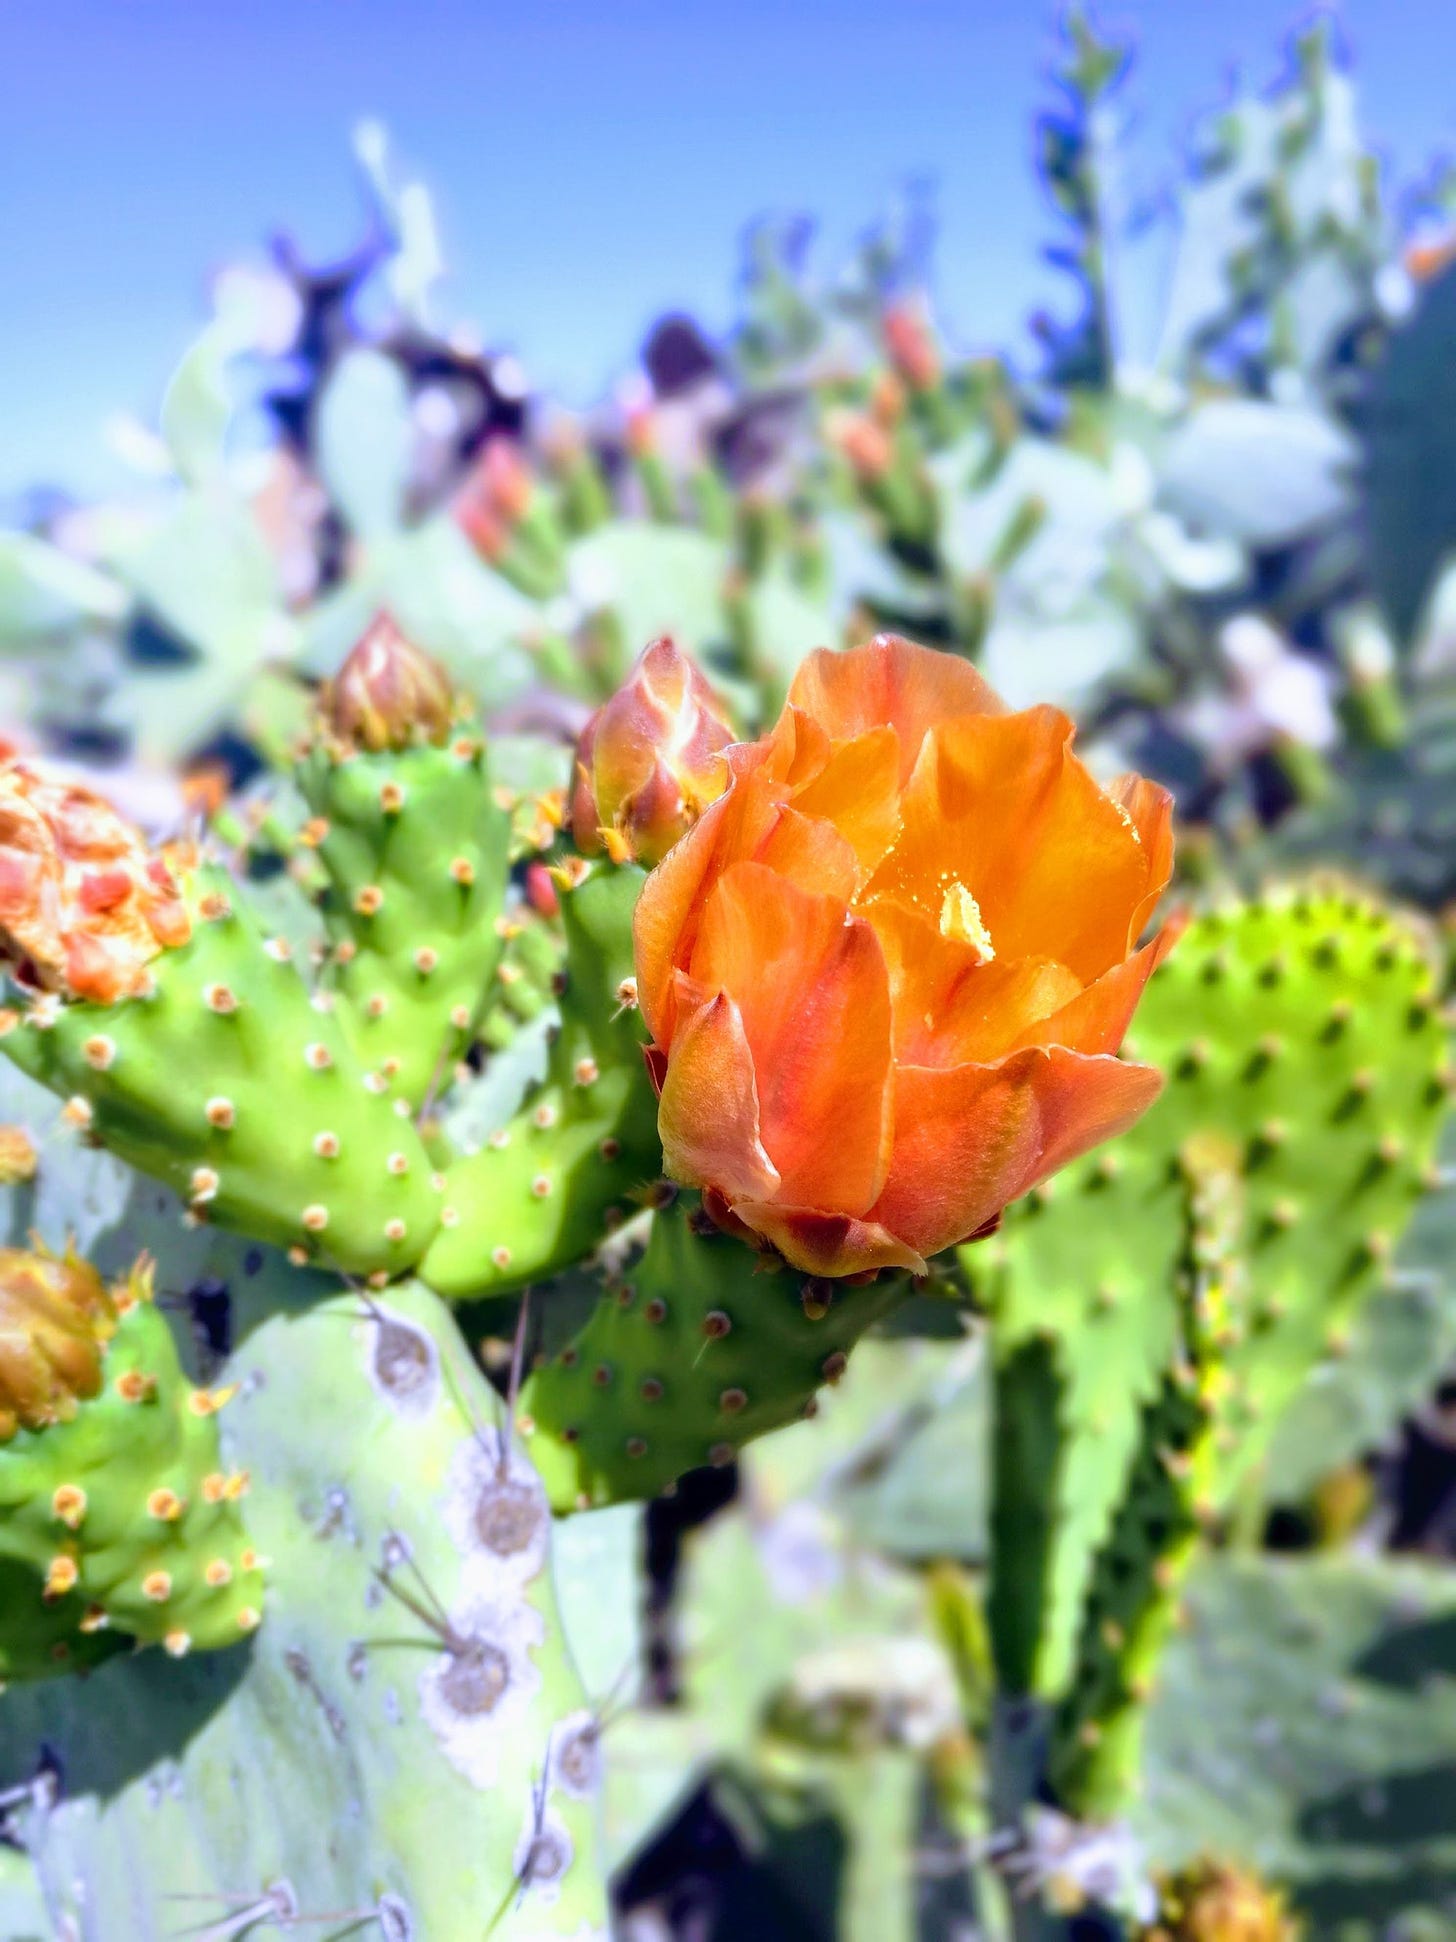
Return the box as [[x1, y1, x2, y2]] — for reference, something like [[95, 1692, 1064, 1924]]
[[0, 760, 192, 1006], [325, 612, 456, 754], [570, 637, 737, 867], [634, 634, 1180, 1277]]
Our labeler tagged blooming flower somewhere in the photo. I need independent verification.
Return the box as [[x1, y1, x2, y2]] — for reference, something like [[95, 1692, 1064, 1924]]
[[570, 636, 736, 867], [634, 634, 1178, 1276], [0, 760, 191, 1005]]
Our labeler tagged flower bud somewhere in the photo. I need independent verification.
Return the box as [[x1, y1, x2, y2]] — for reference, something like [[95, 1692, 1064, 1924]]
[[570, 637, 736, 867], [883, 303, 941, 391], [457, 439, 535, 564], [0, 1126, 37, 1186], [0, 760, 192, 1005], [0, 1246, 118, 1441], [325, 613, 456, 753]]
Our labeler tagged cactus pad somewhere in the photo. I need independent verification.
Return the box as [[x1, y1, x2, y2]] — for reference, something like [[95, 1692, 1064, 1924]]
[[0, 1254, 262, 1678], [299, 729, 512, 1108], [1, 863, 444, 1276], [981, 883, 1449, 1717], [422, 862, 663, 1300], [520, 1197, 910, 1510]]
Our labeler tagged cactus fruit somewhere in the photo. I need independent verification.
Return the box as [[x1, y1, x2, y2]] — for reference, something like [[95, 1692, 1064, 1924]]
[[0, 1246, 262, 1679], [981, 882, 1449, 1782], [518, 1196, 911, 1511], [2, 860, 444, 1275], [298, 616, 514, 1108], [421, 861, 662, 1299]]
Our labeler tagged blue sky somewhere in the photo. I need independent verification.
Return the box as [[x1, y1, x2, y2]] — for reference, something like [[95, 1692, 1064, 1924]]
[[4, 0, 1455, 498]]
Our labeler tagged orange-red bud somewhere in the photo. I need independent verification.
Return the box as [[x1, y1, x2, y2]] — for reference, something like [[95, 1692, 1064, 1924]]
[[456, 439, 535, 562], [325, 613, 456, 754], [0, 760, 192, 1004], [570, 637, 736, 867], [882, 302, 941, 391]]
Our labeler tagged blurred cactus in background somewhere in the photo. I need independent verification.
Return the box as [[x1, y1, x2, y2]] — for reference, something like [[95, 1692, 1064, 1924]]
[[2, 7, 1456, 1940]]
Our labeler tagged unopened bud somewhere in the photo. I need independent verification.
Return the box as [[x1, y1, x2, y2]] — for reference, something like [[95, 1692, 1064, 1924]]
[[325, 614, 456, 753], [570, 637, 735, 867]]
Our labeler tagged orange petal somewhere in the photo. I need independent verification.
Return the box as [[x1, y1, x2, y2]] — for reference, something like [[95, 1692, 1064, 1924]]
[[1010, 914, 1186, 1057], [688, 861, 894, 1215], [1110, 773, 1175, 940], [754, 805, 862, 905], [866, 707, 1152, 984], [788, 634, 1003, 782], [632, 756, 784, 1044], [788, 725, 903, 876], [869, 1048, 1164, 1261], [656, 977, 781, 1202], [726, 1200, 927, 1277], [867, 901, 1081, 1064]]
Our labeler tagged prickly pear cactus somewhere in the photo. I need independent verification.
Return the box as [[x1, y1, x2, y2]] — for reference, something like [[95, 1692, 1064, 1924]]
[[2, 864, 445, 1276], [981, 882, 1450, 1794], [0, 1260, 610, 1940], [0, 1247, 262, 1681], [298, 650, 513, 1109], [422, 862, 662, 1300], [1047, 1153, 1243, 1819], [1141, 1552, 1456, 1939], [519, 1196, 911, 1510]]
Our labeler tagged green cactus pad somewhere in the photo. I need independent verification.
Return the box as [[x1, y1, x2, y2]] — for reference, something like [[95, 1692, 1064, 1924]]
[[980, 884, 1449, 1712], [421, 862, 663, 1300], [1047, 1153, 1244, 1820], [0, 1270, 609, 1940], [478, 899, 564, 1051], [519, 1198, 909, 1511], [0, 1283, 262, 1678], [299, 733, 512, 1108], [1, 864, 443, 1277]]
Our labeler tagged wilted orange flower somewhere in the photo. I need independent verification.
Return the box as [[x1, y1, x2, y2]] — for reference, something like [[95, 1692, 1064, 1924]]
[[0, 1244, 118, 1441], [1147, 1857, 1301, 1942], [634, 635, 1179, 1277], [0, 760, 191, 1005], [326, 613, 456, 754], [571, 637, 736, 867]]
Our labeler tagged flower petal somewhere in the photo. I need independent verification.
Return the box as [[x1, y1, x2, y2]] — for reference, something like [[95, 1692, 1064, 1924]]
[[1110, 773, 1176, 939], [632, 754, 783, 1043], [866, 707, 1153, 983], [867, 901, 1081, 1065], [688, 861, 894, 1214], [656, 976, 781, 1202], [788, 633, 1004, 782], [788, 725, 903, 877], [1010, 915, 1185, 1057], [869, 1048, 1164, 1261], [726, 1200, 927, 1277]]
